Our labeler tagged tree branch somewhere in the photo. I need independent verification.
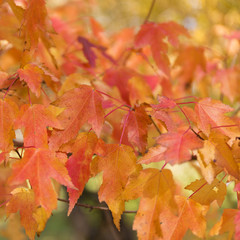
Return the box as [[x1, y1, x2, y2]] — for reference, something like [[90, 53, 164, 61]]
[[143, 0, 156, 24], [57, 198, 137, 214]]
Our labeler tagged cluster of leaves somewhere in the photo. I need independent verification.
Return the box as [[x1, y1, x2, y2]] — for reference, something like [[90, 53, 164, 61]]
[[0, 0, 240, 239]]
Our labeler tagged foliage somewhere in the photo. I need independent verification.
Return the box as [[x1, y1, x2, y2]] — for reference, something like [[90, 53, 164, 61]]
[[0, 0, 240, 239]]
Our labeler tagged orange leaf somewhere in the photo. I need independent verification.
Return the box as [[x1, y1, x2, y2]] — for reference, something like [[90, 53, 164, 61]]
[[6, 187, 51, 240], [209, 131, 239, 179], [195, 98, 240, 138], [15, 104, 63, 148], [49, 85, 104, 150], [8, 148, 75, 212], [0, 99, 18, 154], [210, 208, 238, 239], [60, 132, 98, 215], [129, 168, 177, 239], [161, 196, 208, 240], [94, 144, 142, 229], [185, 178, 227, 206]]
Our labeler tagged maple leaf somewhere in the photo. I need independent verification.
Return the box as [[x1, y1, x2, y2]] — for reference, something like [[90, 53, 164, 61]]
[[195, 98, 240, 138], [197, 140, 222, 184], [103, 67, 135, 105], [156, 129, 203, 164], [60, 132, 98, 215], [138, 145, 166, 164], [209, 131, 239, 180], [92, 144, 142, 229], [161, 196, 208, 240], [0, 99, 18, 155], [8, 148, 75, 212], [134, 21, 189, 76], [124, 168, 177, 239], [49, 85, 105, 150], [151, 96, 177, 132], [77, 36, 115, 68], [15, 104, 63, 148], [6, 187, 51, 240], [210, 208, 238, 239], [124, 105, 151, 154], [18, 64, 43, 97], [185, 178, 227, 206], [174, 46, 206, 84]]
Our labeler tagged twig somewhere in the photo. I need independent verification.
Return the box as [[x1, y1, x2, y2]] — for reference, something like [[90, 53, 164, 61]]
[[143, 0, 156, 24], [57, 198, 137, 214]]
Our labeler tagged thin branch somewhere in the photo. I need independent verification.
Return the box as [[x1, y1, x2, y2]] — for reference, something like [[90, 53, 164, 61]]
[[143, 0, 156, 24], [57, 198, 137, 214]]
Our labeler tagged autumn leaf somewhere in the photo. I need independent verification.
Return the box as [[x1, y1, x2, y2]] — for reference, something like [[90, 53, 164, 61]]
[[60, 132, 98, 215], [49, 85, 105, 150], [138, 145, 166, 164], [197, 140, 222, 184], [185, 178, 227, 206], [6, 187, 51, 240], [135, 21, 189, 76], [161, 196, 208, 240], [209, 130, 239, 180], [195, 98, 240, 138], [0, 99, 18, 155], [210, 208, 238, 239], [8, 148, 75, 212], [15, 104, 63, 148], [92, 144, 142, 229], [174, 46, 206, 85], [156, 129, 203, 164], [125, 168, 177, 239], [125, 105, 151, 154]]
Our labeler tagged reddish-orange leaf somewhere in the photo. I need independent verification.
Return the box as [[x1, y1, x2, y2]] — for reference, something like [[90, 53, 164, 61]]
[[60, 132, 98, 215], [103, 67, 134, 105], [161, 196, 208, 240], [93, 144, 141, 229], [195, 98, 240, 138], [174, 46, 206, 85], [135, 22, 189, 76], [235, 210, 240, 240], [49, 85, 104, 150], [125, 105, 151, 154], [210, 208, 238, 239], [8, 148, 75, 213], [185, 178, 227, 206], [0, 99, 18, 154], [6, 187, 51, 240], [138, 145, 166, 164], [157, 129, 203, 164], [129, 169, 177, 239], [18, 64, 43, 97], [15, 104, 62, 148]]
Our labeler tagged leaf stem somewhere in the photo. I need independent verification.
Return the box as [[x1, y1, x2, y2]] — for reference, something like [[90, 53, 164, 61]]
[[119, 108, 132, 145], [96, 90, 131, 108], [187, 182, 208, 199], [3, 77, 19, 100]]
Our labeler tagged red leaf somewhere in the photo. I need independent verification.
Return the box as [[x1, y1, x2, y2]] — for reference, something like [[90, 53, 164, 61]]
[[8, 148, 75, 212], [49, 85, 105, 150]]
